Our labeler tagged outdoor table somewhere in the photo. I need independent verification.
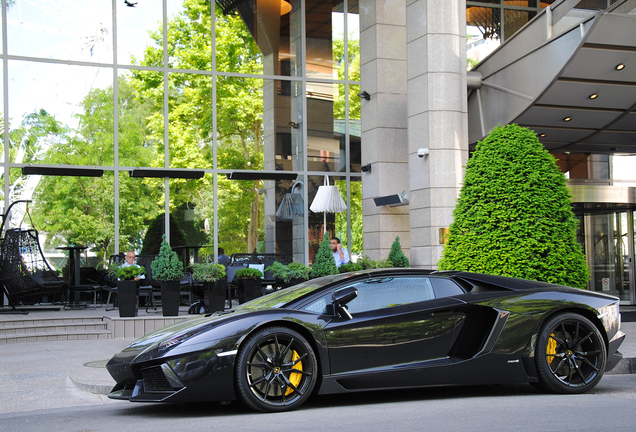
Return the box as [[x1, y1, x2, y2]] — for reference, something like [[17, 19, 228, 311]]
[[56, 245, 88, 305]]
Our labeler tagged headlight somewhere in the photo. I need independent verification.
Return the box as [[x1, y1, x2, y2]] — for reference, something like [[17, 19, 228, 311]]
[[158, 328, 205, 352]]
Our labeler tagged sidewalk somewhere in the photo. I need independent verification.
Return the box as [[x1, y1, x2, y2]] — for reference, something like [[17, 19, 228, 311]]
[[0, 320, 634, 415]]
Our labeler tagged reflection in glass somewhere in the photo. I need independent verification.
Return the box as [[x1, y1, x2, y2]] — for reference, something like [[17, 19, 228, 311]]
[[308, 175, 346, 263], [307, 82, 346, 172], [8, 0, 112, 63], [168, 72, 213, 168], [466, 5, 501, 68], [117, 0, 163, 66], [347, 1, 360, 81], [8, 60, 113, 165], [118, 70, 162, 168], [349, 84, 361, 173], [264, 176, 305, 262], [503, 9, 533, 41], [167, 0, 212, 70], [30, 171, 116, 263], [215, 0, 301, 76], [306, 0, 344, 80]]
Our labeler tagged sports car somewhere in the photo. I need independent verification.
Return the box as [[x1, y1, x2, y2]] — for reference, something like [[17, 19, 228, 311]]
[[106, 268, 625, 412]]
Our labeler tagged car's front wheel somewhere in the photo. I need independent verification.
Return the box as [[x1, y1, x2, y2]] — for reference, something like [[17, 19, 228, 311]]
[[535, 312, 606, 394], [235, 326, 318, 412]]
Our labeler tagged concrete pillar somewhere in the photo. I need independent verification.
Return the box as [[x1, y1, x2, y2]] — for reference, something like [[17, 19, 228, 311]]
[[406, 0, 468, 268], [360, 0, 410, 261]]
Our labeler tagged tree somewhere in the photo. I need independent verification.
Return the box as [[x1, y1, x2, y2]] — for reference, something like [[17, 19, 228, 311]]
[[311, 232, 339, 278], [388, 236, 410, 268], [438, 124, 589, 289], [140, 213, 187, 255]]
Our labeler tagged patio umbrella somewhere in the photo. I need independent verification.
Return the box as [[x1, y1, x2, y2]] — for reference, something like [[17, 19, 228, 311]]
[[310, 175, 347, 234], [276, 180, 304, 220]]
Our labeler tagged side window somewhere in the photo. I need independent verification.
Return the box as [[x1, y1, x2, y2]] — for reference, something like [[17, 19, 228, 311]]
[[301, 294, 330, 315], [430, 277, 465, 299], [345, 277, 435, 314]]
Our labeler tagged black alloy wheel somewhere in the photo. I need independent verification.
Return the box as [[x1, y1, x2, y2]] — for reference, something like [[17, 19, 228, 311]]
[[235, 327, 318, 412], [535, 312, 606, 394]]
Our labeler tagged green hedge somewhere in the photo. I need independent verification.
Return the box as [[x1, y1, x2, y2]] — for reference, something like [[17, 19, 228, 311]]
[[438, 124, 589, 289]]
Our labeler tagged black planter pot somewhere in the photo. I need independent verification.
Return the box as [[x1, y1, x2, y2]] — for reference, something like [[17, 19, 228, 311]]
[[160, 280, 181, 316], [203, 278, 226, 312], [117, 280, 139, 318], [238, 278, 261, 304]]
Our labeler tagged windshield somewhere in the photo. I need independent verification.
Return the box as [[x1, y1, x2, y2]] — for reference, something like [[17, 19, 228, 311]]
[[234, 272, 363, 311]]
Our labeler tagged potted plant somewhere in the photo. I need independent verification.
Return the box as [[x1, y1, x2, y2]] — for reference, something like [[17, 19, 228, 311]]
[[235, 267, 263, 304], [266, 261, 311, 288], [114, 264, 145, 317], [311, 233, 339, 278], [338, 262, 363, 274], [387, 236, 410, 268], [151, 235, 185, 316], [191, 262, 227, 312]]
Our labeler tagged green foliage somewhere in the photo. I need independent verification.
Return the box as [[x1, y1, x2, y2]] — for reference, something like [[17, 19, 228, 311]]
[[190, 262, 226, 282], [151, 235, 185, 281], [311, 233, 339, 278], [235, 267, 264, 280], [358, 256, 394, 270], [141, 214, 187, 255], [266, 261, 312, 284], [387, 237, 410, 268], [116, 265, 145, 281], [338, 262, 363, 274], [438, 124, 589, 289], [335, 179, 363, 254]]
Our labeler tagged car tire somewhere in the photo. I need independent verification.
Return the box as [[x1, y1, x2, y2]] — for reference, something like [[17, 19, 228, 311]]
[[535, 312, 606, 394], [235, 326, 318, 412]]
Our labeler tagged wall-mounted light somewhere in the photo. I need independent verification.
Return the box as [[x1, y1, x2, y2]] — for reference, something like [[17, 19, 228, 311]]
[[563, 117, 572, 122], [129, 169, 204, 179], [287, 121, 299, 129], [539, 133, 547, 138], [417, 148, 430, 158], [22, 166, 104, 177], [226, 172, 298, 181], [358, 91, 370, 101], [616, 64, 625, 71], [589, 94, 598, 99], [373, 191, 409, 207], [361, 164, 372, 173]]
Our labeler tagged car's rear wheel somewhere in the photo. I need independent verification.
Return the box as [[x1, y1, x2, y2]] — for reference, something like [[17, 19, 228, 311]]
[[535, 312, 606, 394], [235, 326, 318, 412]]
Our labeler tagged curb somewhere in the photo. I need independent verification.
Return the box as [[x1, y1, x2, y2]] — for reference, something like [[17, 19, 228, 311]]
[[70, 377, 114, 395], [606, 357, 636, 375]]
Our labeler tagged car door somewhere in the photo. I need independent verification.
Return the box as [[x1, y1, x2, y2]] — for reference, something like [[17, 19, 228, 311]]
[[322, 276, 464, 382]]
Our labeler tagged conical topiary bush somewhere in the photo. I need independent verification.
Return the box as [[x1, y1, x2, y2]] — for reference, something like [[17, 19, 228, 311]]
[[438, 124, 589, 289], [311, 232, 339, 278], [141, 213, 187, 255], [387, 236, 410, 268]]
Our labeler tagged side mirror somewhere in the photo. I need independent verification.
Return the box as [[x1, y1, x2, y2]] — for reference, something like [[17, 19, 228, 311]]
[[332, 286, 358, 320]]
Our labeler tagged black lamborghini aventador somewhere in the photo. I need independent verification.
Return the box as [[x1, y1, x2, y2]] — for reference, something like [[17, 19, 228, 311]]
[[106, 269, 625, 412]]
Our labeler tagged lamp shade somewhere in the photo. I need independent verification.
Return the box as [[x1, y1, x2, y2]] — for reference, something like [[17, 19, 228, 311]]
[[310, 176, 346, 213], [276, 181, 304, 220]]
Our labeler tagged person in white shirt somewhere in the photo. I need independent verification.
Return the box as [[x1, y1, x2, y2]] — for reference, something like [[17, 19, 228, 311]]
[[330, 237, 350, 268], [120, 251, 145, 281]]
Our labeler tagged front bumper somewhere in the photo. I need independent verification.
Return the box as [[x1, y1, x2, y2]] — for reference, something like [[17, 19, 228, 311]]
[[107, 350, 237, 403]]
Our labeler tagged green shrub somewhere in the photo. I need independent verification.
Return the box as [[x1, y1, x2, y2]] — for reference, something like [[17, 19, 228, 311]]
[[151, 235, 185, 281], [141, 213, 187, 255], [311, 232, 339, 278], [235, 267, 264, 280], [338, 262, 363, 273], [358, 256, 393, 270], [190, 262, 226, 282], [266, 261, 311, 283], [387, 236, 410, 268], [116, 264, 145, 281], [438, 124, 589, 288]]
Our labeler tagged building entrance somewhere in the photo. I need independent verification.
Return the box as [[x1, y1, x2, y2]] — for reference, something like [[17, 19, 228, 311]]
[[579, 211, 635, 305]]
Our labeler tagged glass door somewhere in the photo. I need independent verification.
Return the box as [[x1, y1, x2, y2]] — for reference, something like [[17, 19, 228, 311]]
[[583, 211, 635, 303]]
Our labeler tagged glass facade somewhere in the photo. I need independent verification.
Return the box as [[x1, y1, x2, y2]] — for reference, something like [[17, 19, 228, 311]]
[[0, 0, 362, 265]]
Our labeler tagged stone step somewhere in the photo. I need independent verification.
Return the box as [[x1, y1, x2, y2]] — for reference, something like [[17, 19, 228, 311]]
[[0, 322, 108, 336], [0, 330, 112, 345], [0, 317, 105, 328]]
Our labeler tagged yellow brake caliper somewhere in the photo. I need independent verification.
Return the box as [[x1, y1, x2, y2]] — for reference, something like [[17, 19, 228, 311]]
[[285, 350, 303, 396], [546, 333, 557, 365]]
